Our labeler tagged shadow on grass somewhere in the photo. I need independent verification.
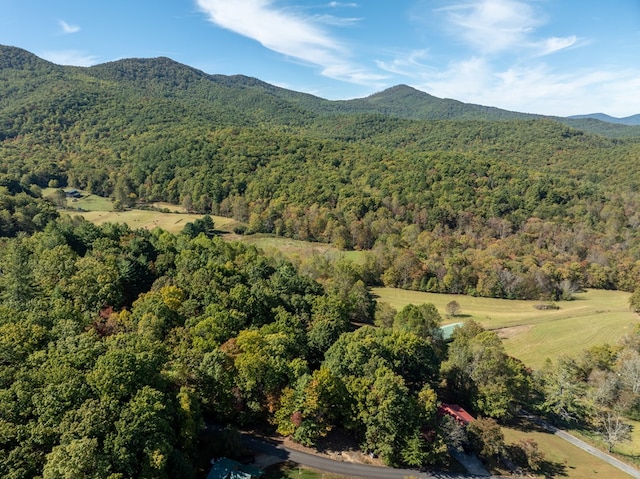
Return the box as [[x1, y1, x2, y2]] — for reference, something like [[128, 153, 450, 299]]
[[263, 462, 360, 479], [536, 459, 569, 478], [507, 416, 555, 434], [506, 443, 568, 479]]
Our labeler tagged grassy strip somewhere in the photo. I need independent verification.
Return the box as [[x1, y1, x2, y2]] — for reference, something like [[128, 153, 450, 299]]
[[262, 463, 359, 479], [616, 418, 640, 462], [569, 422, 640, 467]]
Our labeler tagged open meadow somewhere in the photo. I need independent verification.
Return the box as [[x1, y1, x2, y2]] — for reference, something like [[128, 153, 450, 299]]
[[224, 233, 367, 263], [43, 188, 240, 234], [74, 209, 237, 235], [372, 287, 637, 370]]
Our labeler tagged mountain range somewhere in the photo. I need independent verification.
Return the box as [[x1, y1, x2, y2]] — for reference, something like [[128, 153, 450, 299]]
[[2, 43, 640, 295], [2, 44, 639, 137]]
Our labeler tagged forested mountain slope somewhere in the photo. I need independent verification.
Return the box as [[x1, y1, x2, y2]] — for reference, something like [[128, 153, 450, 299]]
[[2, 45, 640, 300]]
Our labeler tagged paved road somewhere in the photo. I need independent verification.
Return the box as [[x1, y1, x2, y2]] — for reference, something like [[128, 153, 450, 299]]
[[521, 412, 640, 479], [243, 436, 499, 479]]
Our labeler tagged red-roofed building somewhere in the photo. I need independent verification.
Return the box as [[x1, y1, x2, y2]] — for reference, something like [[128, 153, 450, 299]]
[[439, 403, 475, 425]]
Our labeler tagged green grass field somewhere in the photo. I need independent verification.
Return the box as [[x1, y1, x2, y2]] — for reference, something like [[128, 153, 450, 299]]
[[68, 193, 114, 211], [225, 233, 368, 263], [42, 187, 114, 211], [372, 287, 637, 370], [74, 210, 238, 234], [502, 421, 634, 479], [42, 188, 240, 234], [45, 189, 372, 261]]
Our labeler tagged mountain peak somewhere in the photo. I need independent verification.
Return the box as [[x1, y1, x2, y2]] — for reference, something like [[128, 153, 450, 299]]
[[366, 84, 435, 101], [84, 56, 212, 91], [0, 44, 57, 70]]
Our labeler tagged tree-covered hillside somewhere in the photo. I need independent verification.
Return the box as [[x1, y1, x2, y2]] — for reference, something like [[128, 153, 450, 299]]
[[2, 45, 640, 300], [4, 46, 640, 478]]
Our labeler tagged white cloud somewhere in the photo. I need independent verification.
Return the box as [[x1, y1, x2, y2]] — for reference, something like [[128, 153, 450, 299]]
[[59, 20, 80, 34], [411, 58, 640, 116], [377, 0, 632, 115], [532, 35, 579, 57], [438, 0, 540, 54], [313, 14, 361, 27], [376, 49, 433, 77], [196, 0, 377, 84], [435, 0, 581, 59], [39, 50, 98, 67], [328, 2, 358, 7]]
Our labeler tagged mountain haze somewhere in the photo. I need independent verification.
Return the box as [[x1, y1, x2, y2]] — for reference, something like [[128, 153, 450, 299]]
[[568, 112, 640, 126]]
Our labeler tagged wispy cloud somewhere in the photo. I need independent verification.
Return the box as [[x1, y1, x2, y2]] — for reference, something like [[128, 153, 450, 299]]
[[328, 1, 358, 7], [313, 14, 361, 27], [59, 20, 80, 34], [372, 0, 628, 115], [532, 35, 579, 57], [409, 57, 640, 116], [435, 0, 579, 58], [376, 49, 433, 77], [39, 50, 98, 67], [438, 0, 540, 54], [195, 0, 383, 84]]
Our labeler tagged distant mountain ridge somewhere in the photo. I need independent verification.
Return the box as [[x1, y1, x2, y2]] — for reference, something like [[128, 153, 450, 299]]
[[568, 113, 640, 126], [1, 44, 640, 138]]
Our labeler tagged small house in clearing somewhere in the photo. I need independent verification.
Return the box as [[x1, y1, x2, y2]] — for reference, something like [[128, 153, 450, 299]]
[[206, 458, 263, 479], [439, 322, 464, 342], [439, 403, 475, 426]]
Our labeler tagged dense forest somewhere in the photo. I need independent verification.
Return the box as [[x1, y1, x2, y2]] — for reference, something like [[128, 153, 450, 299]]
[[1, 193, 640, 478], [2, 46, 640, 302], [2, 45, 640, 477]]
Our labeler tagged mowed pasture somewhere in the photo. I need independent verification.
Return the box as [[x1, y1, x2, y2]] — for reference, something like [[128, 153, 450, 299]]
[[372, 287, 637, 370], [43, 188, 240, 234], [72, 209, 238, 235], [225, 233, 368, 263]]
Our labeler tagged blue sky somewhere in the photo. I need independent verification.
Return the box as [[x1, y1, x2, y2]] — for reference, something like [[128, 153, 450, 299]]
[[2, 0, 640, 117]]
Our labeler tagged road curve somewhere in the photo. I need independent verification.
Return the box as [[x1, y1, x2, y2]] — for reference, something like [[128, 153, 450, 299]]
[[243, 435, 498, 479]]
